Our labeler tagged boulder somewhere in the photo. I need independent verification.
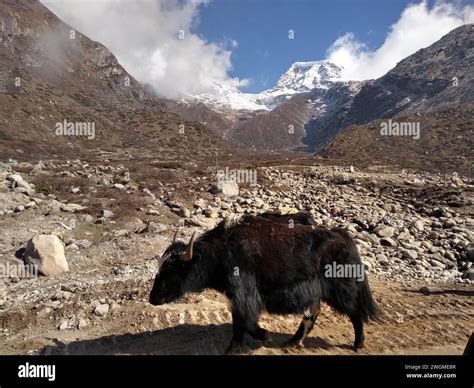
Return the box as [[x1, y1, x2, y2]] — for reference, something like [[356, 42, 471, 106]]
[[210, 181, 239, 196], [6, 174, 33, 191], [24, 234, 69, 276]]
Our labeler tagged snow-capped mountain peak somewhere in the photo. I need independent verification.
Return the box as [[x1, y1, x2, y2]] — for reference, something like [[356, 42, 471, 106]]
[[186, 60, 344, 111], [276, 60, 343, 91], [255, 60, 344, 109]]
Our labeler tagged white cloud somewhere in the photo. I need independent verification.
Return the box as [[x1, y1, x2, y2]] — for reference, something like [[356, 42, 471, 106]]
[[41, 0, 239, 98], [326, 1, 474, 81]]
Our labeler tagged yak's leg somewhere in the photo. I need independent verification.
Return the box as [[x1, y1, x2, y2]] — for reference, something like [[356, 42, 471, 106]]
[[350, 314, 365, 351], [225, 311, 246, 354], [285, 299, 321, 348], [224, 295, 268, 341], [226, 309, 266, 354], [249, 324, 270, 342], [225, 284, 263, 354]]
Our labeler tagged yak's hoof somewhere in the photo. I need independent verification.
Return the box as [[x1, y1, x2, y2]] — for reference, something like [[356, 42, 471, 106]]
[[353, 341, 365, 352], [283, 338, 304, 349]]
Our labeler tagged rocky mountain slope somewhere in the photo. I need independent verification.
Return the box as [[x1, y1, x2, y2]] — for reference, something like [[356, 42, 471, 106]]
[[229, 80, 365, 151], [319, 105, 474, 175], [199, 25, 473, 154], [0, 0, 228, 160], [333, 24, 473, 127], [318, 24, 473, 172]]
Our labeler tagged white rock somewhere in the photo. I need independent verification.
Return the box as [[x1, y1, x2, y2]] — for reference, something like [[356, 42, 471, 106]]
[[24, 234, 69, 276], [61, 203, 87, 213], [94, 303, 109, 317], [7, 174, 33, 191], [210, 181, 239, 196], [374, 225, 395, 238], [102, 209, 114, 218]]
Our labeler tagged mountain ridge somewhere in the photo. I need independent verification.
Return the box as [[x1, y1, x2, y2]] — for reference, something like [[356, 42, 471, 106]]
[[0, 0, 229, 160]]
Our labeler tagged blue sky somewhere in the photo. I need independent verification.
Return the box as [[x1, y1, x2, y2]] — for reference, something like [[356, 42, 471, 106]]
[[194, 0, 470, 92]]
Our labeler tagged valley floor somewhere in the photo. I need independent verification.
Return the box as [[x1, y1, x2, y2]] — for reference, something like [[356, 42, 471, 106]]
[[0, 157, 473, 355]]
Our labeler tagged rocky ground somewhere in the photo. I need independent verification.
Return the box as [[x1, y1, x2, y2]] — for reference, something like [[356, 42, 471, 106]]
[[0, 158, 473, 355]]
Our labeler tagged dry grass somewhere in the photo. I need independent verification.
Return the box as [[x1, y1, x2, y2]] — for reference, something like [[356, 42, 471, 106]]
[[30, 175, 90, 195], [80, 187, 154, 220], [128, 162, 185, 191]]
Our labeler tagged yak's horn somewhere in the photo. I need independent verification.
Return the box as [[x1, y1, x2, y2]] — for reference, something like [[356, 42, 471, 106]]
[[180, 232, 196, 261], [173, 229, 179, 243]]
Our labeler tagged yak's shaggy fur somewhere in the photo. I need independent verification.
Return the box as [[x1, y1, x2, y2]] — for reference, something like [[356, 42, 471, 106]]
[[150, 212, 379, 353]]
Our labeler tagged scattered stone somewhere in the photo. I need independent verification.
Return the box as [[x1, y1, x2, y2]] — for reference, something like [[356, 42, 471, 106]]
[[113, 230, 129, 237], [102, 209, 114, 218], [421, 241, 433, 250], [14, 205, 25, 213], [142, 188, 155, 199], [374, 225, 395, 238], [77, 319, 88, 330], [82, 214, 94, 223], [402, 250, 418, 260], [61, 203, 87, 213], [61, 284, 77, 293], [147, 222, 168, 234], [187, 216, 215, 229], [177, 207, 191, 218], [94, 303, 109, 317], [380, 237, 397, 247], [411, 220, 424, 231]]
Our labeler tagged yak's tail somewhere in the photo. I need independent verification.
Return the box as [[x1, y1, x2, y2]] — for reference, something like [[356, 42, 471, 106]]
[[321, 227, 381, 323], [358, 276, 380, 322]]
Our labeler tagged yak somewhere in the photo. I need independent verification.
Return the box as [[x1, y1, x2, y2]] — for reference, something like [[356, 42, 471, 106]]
[[149, 212, 379, 353]]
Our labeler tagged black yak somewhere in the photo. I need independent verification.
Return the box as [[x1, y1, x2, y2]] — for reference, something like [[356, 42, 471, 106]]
[[149, 213, 379, 353]]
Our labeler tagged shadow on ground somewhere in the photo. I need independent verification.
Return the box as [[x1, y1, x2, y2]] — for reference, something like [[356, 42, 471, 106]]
[[40, 323, 351, 355]]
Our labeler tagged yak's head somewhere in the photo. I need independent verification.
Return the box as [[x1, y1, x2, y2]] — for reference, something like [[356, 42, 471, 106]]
[[149, 231, 198, 306]]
